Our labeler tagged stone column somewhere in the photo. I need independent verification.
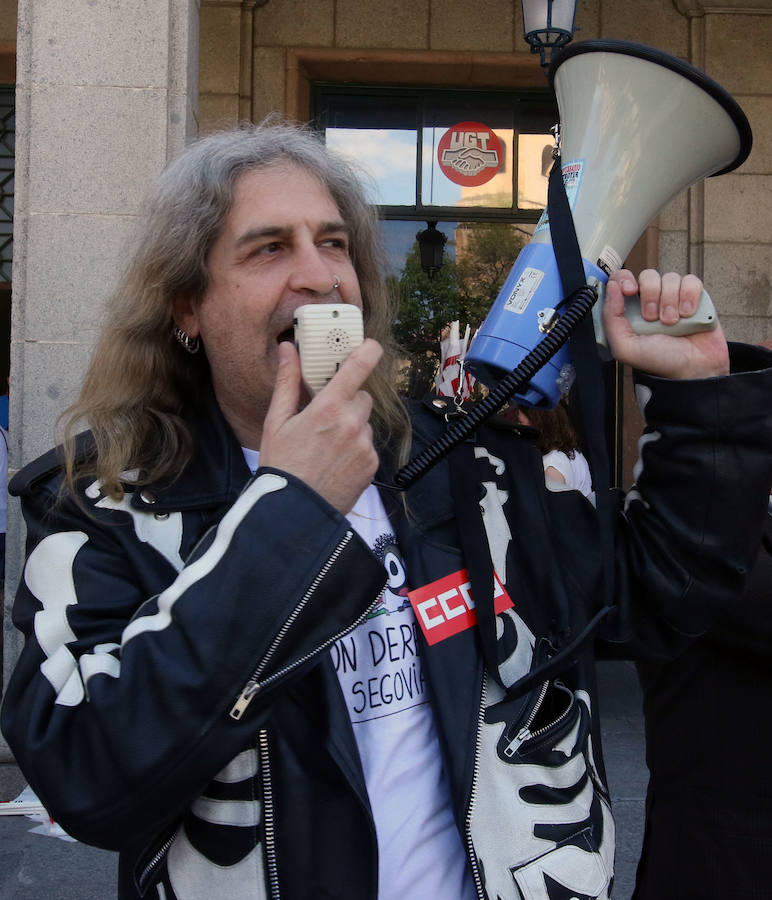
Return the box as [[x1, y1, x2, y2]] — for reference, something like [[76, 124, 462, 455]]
[[671, 0, 772, 344], [1, 0, 200, 759], [199, 0, 260, 134]]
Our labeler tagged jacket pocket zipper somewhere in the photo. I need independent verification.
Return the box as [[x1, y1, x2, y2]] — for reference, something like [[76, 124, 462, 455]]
[[230, 531, 381, 720], [503, 680, 574, 757]]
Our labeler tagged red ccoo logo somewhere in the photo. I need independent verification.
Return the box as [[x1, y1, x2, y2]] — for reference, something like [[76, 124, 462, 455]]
[[409, 568, 513, 645]]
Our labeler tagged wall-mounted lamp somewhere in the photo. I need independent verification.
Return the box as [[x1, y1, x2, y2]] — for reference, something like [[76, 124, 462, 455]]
[[416, 221, 447, 279], [521, 0, 578, 68]]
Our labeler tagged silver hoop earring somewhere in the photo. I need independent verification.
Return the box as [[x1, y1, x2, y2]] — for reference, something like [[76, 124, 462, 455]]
[[332, 275, 341, 291], [173, 324, 200, 354]]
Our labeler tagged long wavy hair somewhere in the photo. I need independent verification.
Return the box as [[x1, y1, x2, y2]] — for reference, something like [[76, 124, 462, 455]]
[[61, 119, 410, 499]]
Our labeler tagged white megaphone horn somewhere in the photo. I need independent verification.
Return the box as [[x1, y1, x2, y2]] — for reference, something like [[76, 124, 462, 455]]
[[464, 39, 753, 408]]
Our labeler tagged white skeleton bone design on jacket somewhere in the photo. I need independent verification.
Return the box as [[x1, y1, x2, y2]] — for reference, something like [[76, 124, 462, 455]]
[[26, 479, 188, 706], [468, 449, 614, 900]]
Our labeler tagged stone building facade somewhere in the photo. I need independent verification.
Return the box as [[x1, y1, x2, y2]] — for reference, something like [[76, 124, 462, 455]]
[[0, 0, 770, 755]]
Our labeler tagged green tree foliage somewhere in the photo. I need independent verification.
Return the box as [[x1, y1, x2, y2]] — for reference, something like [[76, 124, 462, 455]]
[[393, 223, 527, 397]]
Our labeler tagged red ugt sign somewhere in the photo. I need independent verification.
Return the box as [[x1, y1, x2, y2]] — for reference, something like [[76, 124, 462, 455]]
[[437, 121, 503, 187]]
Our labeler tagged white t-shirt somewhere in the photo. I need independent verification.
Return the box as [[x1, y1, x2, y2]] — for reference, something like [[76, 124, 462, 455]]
[[242, 450, 474, 899], [542, 448, 593, 498], [339, 485, 475, 899]]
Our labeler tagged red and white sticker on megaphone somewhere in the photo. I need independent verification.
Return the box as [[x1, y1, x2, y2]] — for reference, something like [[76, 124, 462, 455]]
[[437, 121, 503, 187]]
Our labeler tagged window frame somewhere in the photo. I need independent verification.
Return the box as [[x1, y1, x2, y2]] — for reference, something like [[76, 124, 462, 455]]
[[310, 82, 559, 224]]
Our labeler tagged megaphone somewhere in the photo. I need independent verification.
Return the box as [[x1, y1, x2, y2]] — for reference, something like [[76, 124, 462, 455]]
[[464, 40, 752, 408]]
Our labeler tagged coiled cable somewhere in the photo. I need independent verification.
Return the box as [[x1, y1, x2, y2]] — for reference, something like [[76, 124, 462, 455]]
[[392, 282, 599, 490]]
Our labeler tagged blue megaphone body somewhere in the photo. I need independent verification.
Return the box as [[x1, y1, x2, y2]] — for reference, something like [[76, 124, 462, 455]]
[[464, 40, 751, 408]]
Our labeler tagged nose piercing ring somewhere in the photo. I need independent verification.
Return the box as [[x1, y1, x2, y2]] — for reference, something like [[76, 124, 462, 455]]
[[332, 275, 341, 291]]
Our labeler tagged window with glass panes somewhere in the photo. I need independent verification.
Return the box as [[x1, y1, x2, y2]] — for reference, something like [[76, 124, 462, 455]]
[[311, 84, 558, 398]]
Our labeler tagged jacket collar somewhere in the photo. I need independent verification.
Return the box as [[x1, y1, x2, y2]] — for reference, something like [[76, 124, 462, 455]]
[[130, 386, 251, 514]]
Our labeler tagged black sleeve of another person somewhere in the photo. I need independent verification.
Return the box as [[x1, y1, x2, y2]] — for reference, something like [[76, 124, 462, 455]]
[[633, 508, 772, 900]]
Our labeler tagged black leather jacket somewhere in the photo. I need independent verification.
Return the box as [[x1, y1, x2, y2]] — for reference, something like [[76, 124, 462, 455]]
[[3, 345, 771, 900]]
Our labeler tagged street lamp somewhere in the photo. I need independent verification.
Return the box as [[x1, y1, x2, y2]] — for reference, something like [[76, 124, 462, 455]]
[[416, 221, 447, 279], [522, 0, 578, 67]]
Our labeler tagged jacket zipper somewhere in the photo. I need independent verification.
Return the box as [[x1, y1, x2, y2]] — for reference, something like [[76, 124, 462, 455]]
[[503, 680, 573, 758], [259, 729, 280, 900], [464, 672, 487, 900], [137, 832, 175, 895], [231, 532, 379, 719], [503, 681, 549, 758]]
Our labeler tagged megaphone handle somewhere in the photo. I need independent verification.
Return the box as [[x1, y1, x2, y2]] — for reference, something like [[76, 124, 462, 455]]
[[593, 282, 718, 346], [624, 287, 718, 337]]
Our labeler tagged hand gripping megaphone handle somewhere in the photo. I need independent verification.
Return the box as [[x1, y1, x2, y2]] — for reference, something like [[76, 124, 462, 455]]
[[625, 287, 717, 336], [591, 279, 718, 347]]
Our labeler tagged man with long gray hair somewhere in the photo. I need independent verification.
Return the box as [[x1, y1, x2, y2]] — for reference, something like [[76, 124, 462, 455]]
[[2, 120, 771, 900]]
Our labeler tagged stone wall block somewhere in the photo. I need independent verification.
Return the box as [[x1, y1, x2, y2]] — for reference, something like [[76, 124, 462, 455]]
[[658, 229, 689, 274], [721, 313, 770, 346], [16, 340, 94, 464], [254, 0, 333, 46], [738, 96, 772, 176], [703, 242, 772, 318], [429, 0, 513, 51], [171, 0, 201, 103], [704, 173, 772, 242], [27, 84, 168, 216], [337, 0, 429, 49], [23, 213, 138, 342], [657, 192, 688, 232], [200, 4, 241, 94], [705, 14, 772, 95], [600, 0, 687, 55], [29, 0, 170, 88], [168, 89, 199, 159], [167, 0, 200, 150], [252, 47, 286, 124], [198, 91, 240, 133]]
